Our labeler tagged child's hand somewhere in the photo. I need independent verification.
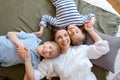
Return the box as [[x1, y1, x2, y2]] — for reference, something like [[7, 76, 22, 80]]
[[33, 26, 44, 37], [84, 20, 94, 32], [33, 31, 43, 38], [17, 47, 30, 61], [90, 17, 95, 26]]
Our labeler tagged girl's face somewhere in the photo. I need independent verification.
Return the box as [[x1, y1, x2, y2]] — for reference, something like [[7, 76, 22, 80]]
[[55, 29, 70, 53], [67, 25, 85, 45]]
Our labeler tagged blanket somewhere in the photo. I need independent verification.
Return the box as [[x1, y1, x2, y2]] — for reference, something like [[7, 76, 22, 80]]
[[0, 0, 120, 80], [76, 0, 120, 35]]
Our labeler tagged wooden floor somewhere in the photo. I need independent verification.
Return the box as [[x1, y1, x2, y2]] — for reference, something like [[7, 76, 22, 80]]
[[107, 0, 120, 14]]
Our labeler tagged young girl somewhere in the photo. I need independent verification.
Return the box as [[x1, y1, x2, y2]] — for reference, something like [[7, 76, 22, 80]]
[[34, 0, 95, 38], [20, 22, 109, 80], [66, 20, 96, 45]]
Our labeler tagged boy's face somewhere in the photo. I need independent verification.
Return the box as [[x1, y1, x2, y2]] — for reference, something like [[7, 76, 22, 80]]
[[67, 25, 85, 45], [38, 41, 58, 59]]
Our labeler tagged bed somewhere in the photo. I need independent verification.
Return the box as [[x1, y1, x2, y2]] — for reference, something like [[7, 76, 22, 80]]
[[0, 0, 120, 80]]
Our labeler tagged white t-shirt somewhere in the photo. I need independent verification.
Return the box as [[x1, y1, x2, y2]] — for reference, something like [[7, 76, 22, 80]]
[[34, 40, 109, 80]]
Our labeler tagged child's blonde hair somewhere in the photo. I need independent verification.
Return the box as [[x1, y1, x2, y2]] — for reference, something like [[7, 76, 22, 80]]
[[48, 41, 60, 59]]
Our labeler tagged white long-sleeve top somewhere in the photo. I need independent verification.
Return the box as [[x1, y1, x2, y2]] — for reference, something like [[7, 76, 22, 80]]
[[39, 0, 95, 27], [34, 40, 109, 80]]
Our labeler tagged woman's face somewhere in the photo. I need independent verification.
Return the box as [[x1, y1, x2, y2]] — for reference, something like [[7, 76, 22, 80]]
[[55, 29, 70, 52]]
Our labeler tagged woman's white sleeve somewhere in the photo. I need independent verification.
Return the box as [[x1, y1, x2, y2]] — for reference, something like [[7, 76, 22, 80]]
[[87, 40, 109, 59], [34, 60, 49, 80]]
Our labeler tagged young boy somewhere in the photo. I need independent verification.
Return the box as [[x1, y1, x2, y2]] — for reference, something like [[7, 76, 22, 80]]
[[0, 31, 60, 69]]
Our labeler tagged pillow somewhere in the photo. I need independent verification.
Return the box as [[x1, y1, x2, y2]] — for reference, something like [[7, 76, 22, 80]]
[[85, 30, 120, 73]]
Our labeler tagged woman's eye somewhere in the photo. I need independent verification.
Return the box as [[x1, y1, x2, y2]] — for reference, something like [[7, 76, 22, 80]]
[[57, 37, 60, 40], [76, 31, 78, 33], [65, 34, 68, 37]]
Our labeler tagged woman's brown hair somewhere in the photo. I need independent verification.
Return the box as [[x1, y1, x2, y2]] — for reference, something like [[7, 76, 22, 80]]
[[51, 26, 67, 41]]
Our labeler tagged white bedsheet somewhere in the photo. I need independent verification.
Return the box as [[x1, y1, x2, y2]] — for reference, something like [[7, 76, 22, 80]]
[[83, 0, 120, 16], [83, 0, 120, 80]]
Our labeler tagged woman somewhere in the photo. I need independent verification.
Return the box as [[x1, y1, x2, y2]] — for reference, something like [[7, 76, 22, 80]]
[[20, 22, 109, 80]]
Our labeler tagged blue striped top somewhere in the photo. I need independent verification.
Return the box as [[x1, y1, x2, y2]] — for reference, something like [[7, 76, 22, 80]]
[[39, 0, 95, 27]]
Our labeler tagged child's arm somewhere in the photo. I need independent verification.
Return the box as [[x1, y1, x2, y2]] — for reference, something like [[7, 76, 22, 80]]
[[83, 13, 95, 26], [33, 15, 57, 37], [7, 31, 25, 49], [84, 20, 103, 42], [33, 25, 44, 38]]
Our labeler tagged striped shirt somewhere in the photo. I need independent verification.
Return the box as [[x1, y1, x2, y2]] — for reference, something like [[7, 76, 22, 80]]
[[39, 0, 95, 27]]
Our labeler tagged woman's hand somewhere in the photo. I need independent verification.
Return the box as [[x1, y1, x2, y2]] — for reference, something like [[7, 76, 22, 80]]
[[84, 20, 94, 32]]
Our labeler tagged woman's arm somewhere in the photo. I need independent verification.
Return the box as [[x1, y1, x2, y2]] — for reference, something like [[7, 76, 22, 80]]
[[84, 21, 109, 59], [84, 20, 103, 42], [24, 58, 34, 80], [17, 47, 34, 80], [18, 47, 50, 80]]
